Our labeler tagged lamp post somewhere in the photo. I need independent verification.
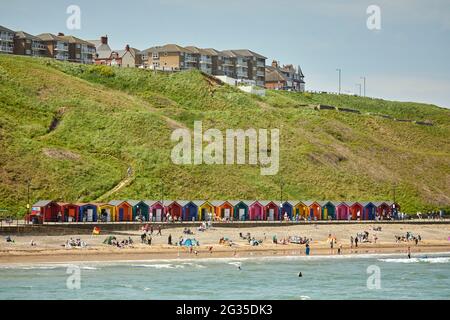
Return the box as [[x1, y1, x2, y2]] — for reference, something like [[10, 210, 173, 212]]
[[360, 76, 366, 97], [336, 68, 342, 94]]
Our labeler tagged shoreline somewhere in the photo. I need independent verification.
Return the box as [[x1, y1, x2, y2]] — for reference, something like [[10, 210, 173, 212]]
[[1, 244, 449, 265]]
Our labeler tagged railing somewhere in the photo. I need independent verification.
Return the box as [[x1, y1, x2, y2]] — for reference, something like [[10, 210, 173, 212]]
[[0, 46, 13, 53], [0, 33, 14, 41]]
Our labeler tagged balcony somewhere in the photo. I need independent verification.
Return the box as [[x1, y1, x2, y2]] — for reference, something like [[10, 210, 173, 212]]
[[0, 33, 14, 42], [256, 61, 265, 68], [0, 45, 13, 53], [256, 71, 265, 77]]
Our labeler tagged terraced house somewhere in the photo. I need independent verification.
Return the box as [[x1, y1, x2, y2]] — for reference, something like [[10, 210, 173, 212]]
[[14, 31, 47, 57], [0, 25, 15, 54], [37, 33, 70, 61], [265, 60, 305, 92]]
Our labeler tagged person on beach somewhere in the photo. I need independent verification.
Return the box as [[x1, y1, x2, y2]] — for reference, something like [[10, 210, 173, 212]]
[[305, 243, 310, 256], [150, 225, 153, 235], [209, 246, 213, 254], [338, 244, 342, 255], [407, 246, 411, 259], [168, 234, 172, 245], [350, 236, 354, 248], [354, 237, 359, 248], [147, 236, 152, 246], [157, 226, 162, 236]]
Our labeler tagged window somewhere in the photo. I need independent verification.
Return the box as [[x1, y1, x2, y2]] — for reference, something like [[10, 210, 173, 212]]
[[152, 52, 159, 59]]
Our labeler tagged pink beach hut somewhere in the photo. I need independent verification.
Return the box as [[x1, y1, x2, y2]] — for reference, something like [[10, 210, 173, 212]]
[[249, 201, 264, 221], [336, 202, 350, 220], [144, 200, 165, 222], [260, 200, 279, 221]]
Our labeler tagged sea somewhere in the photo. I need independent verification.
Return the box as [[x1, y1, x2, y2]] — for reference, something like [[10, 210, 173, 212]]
[[0, 253, 449, 300]]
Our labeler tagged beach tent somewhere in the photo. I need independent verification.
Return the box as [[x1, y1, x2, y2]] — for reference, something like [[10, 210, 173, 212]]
[[249, 201, 264, 221], [260, 201, 279, 221], [294, 201, 309, 219], [361, 202, 376, 220], [282, 201, 296, 220], [230, 201, 250, 221], [77, 203, 98, 222], [211, 201, 234, 220], [179, 201, 199, 221], [97, 204, 116, 222], [336, 202, 350, 220], [144, 200, 165, 222], [303, 201, 322, 220], [108, 200, 132, 222], [318, 201, 336, 220], [58, 203, 80, 222], [164, 200, 182, 220], [128, 200, 150, 221], [30, 200, 61, 223], [181, 238, 199, 247], [196, 201, 215, 221], [349, 202, 363, 220]]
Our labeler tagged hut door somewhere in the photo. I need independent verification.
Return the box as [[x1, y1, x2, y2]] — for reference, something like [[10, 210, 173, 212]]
[[87, 209, 94, 222], [224, 208, 230, 219], [119, 208, 124, 221], [156, 209, 162, 222], [106, 209, 111, 222], [268, 209, 274, 221], [239, 209, 245, 220]]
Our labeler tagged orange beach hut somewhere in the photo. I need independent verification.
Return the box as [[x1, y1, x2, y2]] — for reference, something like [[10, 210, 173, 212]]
[[108, 200, 132, 222], [212, 201, 234, 220]]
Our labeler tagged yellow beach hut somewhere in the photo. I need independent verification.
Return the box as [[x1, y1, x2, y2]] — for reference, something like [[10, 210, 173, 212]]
[[196, 200, 215, 221], [97, 204, 116, 222], [294, 201, 309, 219]]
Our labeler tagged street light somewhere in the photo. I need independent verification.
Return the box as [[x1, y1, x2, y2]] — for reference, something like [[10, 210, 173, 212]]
[[360, 76, 366, 97], [336, 68, 342, 94]]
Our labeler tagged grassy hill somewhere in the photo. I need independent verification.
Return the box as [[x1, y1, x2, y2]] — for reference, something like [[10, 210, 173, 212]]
[[0, 55, 449, 216]]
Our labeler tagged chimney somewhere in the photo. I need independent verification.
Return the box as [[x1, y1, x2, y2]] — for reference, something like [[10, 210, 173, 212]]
[[58, 32, 65, 36], [101, 35, 108, 45], [125, 44, 130, 51], [271, 60, 278, 68]]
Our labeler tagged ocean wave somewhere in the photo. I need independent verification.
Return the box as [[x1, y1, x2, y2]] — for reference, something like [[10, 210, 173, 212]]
[[378, 257, 450, 264], [131, 264, 184, 269]]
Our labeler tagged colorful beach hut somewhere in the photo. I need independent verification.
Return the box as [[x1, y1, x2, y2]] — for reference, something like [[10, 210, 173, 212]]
[[164, 200, 182, 221], [294, 201, 309, 220], [303, 201, 322, 220], [249, 201, 264, 221], [260, 201, 279, 221], [30, 200, 61, 223], [349, 202, 363, 220], [281, 201, 296, 220], [211, 201, 234, 220], [128, 200, 150, 221], [179, 201, 199, 221], [97, 203, 116, 222], [197, 201, 215, 221], [318, 201, 336, 220], [144, 200, 165, 222], [361, 202, 376, 220], [374, 202, 391, 219], [108, 200, 132, 222], [336, 202, 350, 220], [58, 203, 79, 222], [77, 203, 98, 222], [230, 201, 249, 221]]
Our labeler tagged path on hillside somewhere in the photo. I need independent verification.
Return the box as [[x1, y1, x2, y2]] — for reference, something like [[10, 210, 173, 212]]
[[94, 169, 134, 202]]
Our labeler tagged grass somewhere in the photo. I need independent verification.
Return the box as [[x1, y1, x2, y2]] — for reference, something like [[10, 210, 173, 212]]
[[0, 55, 449, 216]]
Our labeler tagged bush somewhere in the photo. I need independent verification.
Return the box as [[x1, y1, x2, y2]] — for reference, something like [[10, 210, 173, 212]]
[[87, 65, 115, 78]]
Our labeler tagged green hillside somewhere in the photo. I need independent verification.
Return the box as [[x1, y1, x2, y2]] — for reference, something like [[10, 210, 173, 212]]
[[0, 55, 449, 216]]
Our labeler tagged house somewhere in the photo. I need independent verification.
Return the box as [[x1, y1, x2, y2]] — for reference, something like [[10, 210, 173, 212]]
[[58, 34, 96, 64], [141, 44, 191, 71], [185, 46, 215, 74], [265, 60, 305, 92], [108, 45, 142, 68], [89, 35, 112, 65], [108, 200, 132, 221], [0, 25, 15, 54], [37, 33, 70, 61], [14, 31, 47, 57]]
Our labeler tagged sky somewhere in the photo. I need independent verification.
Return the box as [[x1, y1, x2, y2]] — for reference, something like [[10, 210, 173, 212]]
[[1, 0, 450, 108]]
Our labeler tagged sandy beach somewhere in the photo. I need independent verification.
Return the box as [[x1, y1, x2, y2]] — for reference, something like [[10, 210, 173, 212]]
[[1, 223, 449, 264]]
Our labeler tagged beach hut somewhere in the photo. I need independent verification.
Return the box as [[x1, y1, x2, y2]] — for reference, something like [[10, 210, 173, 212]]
[[362, 202, 376, 220], [281, 201, 296, 220], [336, 202, 350, 220], [349, 202, 363, 220], [58, 203, 80, 222], [211, 201, 234, 220], [303, 201, 322, 220], [259, 201, 279, 221], [294, 201, 309, 220], [108, 200, 133, 222], [77, 203, 98, 222], [144, 200, 165, 222], [374, 202, 391, 219], [197, 201, 215, 221], [30, 200, 61, 223], [127, 200, 150, 222], [388, 201, 401, 219], [164, 200, 182, 221], [97, 203, 116, 222], [230, 201, 249, 221], [179, 201, 199, 221], [318, 201, 336, 220], [249, 201, 264, 221]]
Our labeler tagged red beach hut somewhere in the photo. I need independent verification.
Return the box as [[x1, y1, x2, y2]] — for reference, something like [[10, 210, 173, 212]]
[[349, 202, 364, 220], [164, 200, 182, 221], [336, 202, 350, 220], [260, 200, 279, 221], [249, 201, 264, 221]]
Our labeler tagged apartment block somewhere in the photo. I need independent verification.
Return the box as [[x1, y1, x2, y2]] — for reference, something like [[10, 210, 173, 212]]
[[265, 60, 305, 92], [59, 34, 96, 64], [0, 25, 15, 54], [37, 33, 70, 61], [14, 31, 47, 57], [141, 44, 192, 71]]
